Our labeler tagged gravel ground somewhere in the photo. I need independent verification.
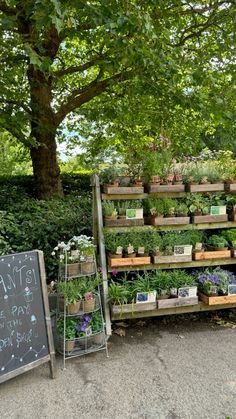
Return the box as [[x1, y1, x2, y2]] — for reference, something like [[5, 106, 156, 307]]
[[1, 312, 236, 419]]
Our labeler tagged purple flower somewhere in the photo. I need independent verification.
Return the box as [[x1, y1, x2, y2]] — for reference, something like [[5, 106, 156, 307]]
[[111, 269, 118, 277]]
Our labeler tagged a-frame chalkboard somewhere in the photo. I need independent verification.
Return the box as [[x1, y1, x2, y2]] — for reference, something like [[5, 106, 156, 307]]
[[0, 250, 56, 383]]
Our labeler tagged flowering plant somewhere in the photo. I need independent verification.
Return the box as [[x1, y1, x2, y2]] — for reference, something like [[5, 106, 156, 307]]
[[192, 267, 236, 295], [52, 235, 96, 263], [75, 314, 92, 337], [84, 292, 94, 301]]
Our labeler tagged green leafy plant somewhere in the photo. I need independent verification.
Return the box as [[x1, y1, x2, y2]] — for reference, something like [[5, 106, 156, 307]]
[[222, 229, 236, 247], [91, 311, 103, 333], [57, 279, 84, 304], [145, 198, 165, 216], [57, 318, 77, 340], [175, 203, 189, 216], [103, 201, 118, 217], [207, 235, 228, 249], [107, 280, 132, 305]]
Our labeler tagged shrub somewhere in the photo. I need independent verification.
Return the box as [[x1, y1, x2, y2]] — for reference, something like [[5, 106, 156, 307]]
[[0, 174, 92, 280]]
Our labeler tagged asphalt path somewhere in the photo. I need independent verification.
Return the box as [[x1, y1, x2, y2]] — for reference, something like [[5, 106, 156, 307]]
[[1, 312, 236, 419]]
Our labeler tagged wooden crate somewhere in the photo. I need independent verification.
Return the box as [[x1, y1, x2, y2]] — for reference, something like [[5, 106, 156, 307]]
[[104, 218, 144, 227], [157, 296, 198, 309], [152, 254, 192, 264], [111, 301, 156, 314], [103, 185, 144, 194], [108, 255, 151, 267], [193, 250, 231, 260], [147, 184, 185, 193], [198, 291, 236, 306], [146, 216, 190, 226], [229, 213, 236, 222], [192, 214, 228, 224], [186, 183, 225, 193], [224, 183, 236, 192]]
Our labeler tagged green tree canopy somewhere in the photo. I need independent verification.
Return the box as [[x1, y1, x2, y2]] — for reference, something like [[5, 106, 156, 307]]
[[0, 1, 235, 196]]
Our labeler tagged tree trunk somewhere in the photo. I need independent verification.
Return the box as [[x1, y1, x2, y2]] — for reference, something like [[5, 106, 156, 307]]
[[28, 65, 63, 199], [30, 131, 63, 199]]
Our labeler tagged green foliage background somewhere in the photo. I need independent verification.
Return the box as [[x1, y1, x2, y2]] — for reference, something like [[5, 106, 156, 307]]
[[0, 174, 92, 280]]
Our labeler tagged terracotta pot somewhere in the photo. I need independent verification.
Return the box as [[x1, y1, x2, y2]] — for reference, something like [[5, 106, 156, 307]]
[[80, 261, 96, 275], [67, 300, 81, 314], [61, 340, 75, 353], [92, 332, 105, 346], [83, 298, 96, 312]]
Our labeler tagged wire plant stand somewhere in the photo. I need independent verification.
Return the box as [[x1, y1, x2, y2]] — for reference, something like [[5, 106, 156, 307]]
[[56, 249, 108, 369]]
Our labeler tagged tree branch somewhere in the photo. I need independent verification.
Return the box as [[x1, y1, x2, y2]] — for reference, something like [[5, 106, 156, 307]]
[[53, 54, 107, 78], [55, 70, 133, 125]]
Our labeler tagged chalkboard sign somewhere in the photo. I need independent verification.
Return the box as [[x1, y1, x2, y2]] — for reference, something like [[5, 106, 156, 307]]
[[0, 250, 55, 383]]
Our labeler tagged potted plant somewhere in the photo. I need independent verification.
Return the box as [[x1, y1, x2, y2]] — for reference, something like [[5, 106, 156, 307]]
[[104, 231, 123, 259], [57, 279, 83, 314], [91, 311, 104, 345], [125, 243, 136, 258], [103, 201, 118, 220], [99, 166, 120, 187], [108, 280, 132, 309], [175, 203, 188, 217], [82, 273, 102, 312], [207, 235, 229, 251], [52, 235, 96, 277], [75, 314, 93, 350], [57, 318, 77, 352], [163, 198, 176, 218]]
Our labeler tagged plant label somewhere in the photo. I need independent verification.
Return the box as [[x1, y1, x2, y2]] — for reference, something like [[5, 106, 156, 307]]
[[228, 285, 236, 295], [174, 245, 192, 256], [136, 291, 157, 304], [210, 205, 226, 215]]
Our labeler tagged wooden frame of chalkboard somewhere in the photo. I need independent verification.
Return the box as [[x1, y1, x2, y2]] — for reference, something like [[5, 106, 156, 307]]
[[0, 250, 56, 384]]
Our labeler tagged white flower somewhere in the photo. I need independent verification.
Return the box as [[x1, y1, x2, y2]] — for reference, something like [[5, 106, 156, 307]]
[[59, 254, 65, 260], [51, 251, 56, 256]]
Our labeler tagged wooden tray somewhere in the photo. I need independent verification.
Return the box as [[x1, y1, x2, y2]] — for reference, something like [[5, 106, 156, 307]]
[[108, 255, 151, 267], [152, 255, 192, 264], [104, 218, 144, 227], [111, 301, 156, 314], [193, 250, 231, 260], [192, 214, 228, 224], [147, 184, 185, 193], [198, 292, 236, 306], [224, 183, 236, 192], [157, 296, 198, 309], [186, 183, 225, 193], [103, 185, 144, 194], [146, 216, 190, 226]]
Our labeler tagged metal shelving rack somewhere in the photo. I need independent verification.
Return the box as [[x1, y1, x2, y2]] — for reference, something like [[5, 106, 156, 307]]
[[56, 250, 108, 368]]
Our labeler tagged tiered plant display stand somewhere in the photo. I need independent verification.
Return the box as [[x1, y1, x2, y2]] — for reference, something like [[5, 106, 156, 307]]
[[56, 253, 108, 367], [92, 175, 236, 335]]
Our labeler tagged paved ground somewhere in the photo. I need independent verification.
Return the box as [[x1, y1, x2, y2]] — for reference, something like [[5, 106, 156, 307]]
[[1, 312, 236, 419]]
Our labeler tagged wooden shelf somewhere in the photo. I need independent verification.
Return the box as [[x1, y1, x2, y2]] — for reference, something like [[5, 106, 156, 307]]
[[111, 301, 236, 320], [107, 258, 236, 272], [104, 221, 236, 233], [102, 192, 187, 200]]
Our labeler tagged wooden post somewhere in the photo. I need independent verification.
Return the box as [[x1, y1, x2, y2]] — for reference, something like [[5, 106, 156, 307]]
[[38, 251, 56, 378], [93, 174, 112, 336]]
